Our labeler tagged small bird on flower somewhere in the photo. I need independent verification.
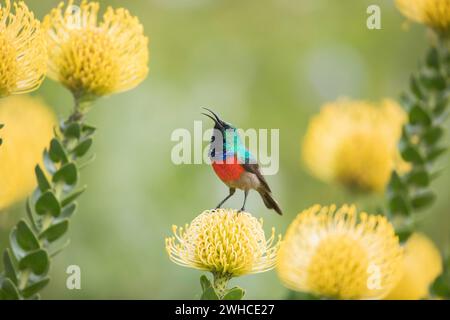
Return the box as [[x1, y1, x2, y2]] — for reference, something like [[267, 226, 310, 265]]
[[202, 108, 282, 215]]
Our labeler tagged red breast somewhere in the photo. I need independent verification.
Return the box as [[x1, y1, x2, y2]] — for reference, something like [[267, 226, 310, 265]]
[[212, 156, 245, 182]]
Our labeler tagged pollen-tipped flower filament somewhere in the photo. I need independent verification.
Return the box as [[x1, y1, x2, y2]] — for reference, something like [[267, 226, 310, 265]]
[[386, 233, 443, 299], [396, 0, 450, 34], [44, 0, 149, 105], [276, 204, 404, 299], [166, 209, 282, 298], [302, 99, 408, 193], [0, 0, 47, 97]]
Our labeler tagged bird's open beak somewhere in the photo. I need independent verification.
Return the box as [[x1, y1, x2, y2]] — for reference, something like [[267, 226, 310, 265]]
[[201, 107, 224, 129]]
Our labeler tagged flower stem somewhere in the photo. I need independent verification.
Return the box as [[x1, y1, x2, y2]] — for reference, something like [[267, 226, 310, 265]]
[[212, 273, 231, 298]]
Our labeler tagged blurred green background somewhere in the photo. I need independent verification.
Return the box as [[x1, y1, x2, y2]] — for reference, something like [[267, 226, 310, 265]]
[[1, 0, 449, 299]]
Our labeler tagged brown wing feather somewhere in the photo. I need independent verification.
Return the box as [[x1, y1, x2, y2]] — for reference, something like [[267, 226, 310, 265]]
[[242, 163, 282, 215], [242, 163, 272, 192]]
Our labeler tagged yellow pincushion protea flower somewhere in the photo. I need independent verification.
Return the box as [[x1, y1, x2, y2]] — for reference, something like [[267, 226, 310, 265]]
[[43, 0, 149, 101], [276, 204, 403, 299], [0, 0, 47, 97], [166, 209, 281, 278], [396, 0, 450, 33], [302, 99, 408, 193], [386, 233, 443, 300], [0, 96, 56, 210]]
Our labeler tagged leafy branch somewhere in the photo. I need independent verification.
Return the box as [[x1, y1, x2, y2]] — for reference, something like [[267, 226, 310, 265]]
[[386, 38, 449, 240], [0, 102, 95, 300]]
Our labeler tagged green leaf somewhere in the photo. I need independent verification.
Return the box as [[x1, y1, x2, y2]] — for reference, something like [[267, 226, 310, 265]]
[[427, 146, 448, 162], [410, 76, 424, 100], [0, 278, 20, 300], [26, 198, 38, 232], [72, 138, 92, 157], [401, 125, 412, 139], [399, 93, 414, 112], [387, 171, 406, 193], [285, 290, 320, 300], [223, 287, 245, 300], [21, 277, 50, 298], [49, 138, 68, 163], [10, 231, 25, 261], [426, 47, 439, 68], [35, 191, 61, 217], [411, 191, 435, 210], [81, 124, 96, 136], [61, 186, 86, 207], [201, 287, 219, 300], [78, 153, 96, 170], [431, 255, 450, 298], [60, 203, 77, 220], [431, 274, 450, 298], [406, 168, 430, 187], [35, 165, 51, 192], [409, 105, 432, 127], [396, 228, 413, 243], [64, 122, 81, 140], [53, 163, 78, 186], [422, 72, 446, 91], [18, 249, 49, 275], [43, 150, 57, 174], [400, 144, 423, 164], [434, 98, 448, 116], [389, 194, 410, 216], [200, 275, 212, 292], [15, 220, 40, 251], [423, 126, 443, 145], [3, 249, 18, 285], [39, 220, 69, 242]]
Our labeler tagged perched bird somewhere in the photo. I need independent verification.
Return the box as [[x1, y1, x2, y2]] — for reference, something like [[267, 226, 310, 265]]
[[202, 108, 282, 215]]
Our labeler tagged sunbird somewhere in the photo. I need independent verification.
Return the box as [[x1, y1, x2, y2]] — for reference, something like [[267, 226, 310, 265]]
[[202, 108, 282, 215]]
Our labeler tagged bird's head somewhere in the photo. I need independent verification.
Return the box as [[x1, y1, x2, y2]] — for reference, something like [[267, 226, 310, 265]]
[[202, 108, 239, 159]]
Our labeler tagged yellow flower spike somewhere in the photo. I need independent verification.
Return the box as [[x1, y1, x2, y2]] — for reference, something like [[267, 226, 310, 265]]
[[43, 0, 149, 102], [166, 209, 282, 278], [0, 0, 47, 97], [396, 0, 450, 33], [302, 99, 408, 193], [0, 96, 56, 210], [385, 233, 443, 300], [276, 204, 403, 299]]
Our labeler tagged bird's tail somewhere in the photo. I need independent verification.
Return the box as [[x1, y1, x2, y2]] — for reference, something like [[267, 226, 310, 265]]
[[258, 189, 283, 215]]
